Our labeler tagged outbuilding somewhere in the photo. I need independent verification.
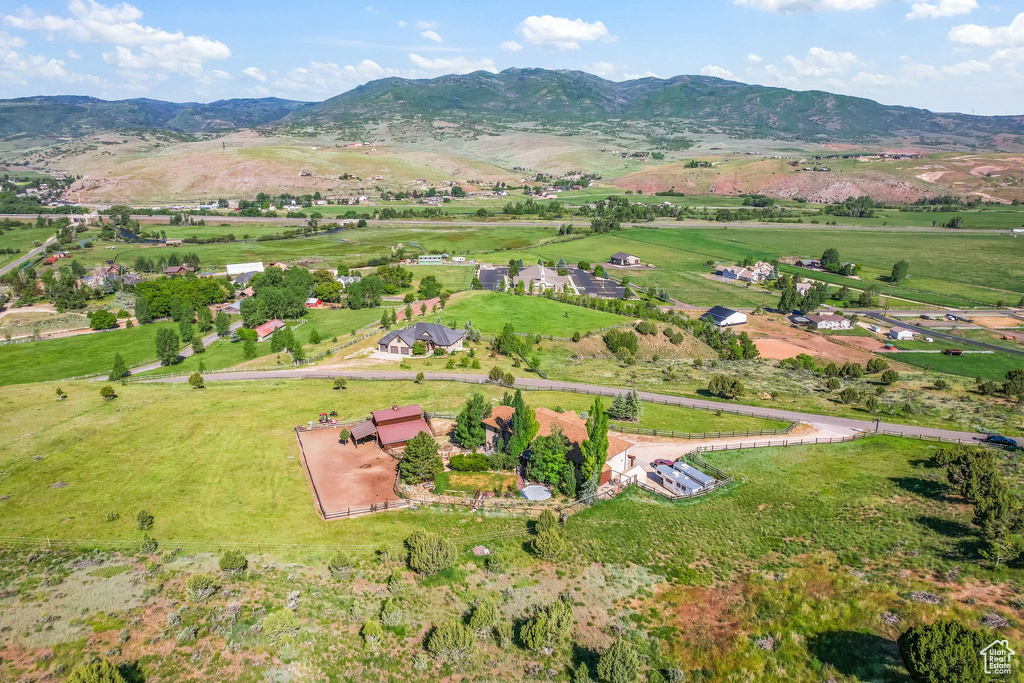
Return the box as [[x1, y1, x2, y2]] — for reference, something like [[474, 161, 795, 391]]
[[610, 252, 641, 267], [255, 319, 286, 340], [702, 306, 747, 328], [887, 327, 915, 341]]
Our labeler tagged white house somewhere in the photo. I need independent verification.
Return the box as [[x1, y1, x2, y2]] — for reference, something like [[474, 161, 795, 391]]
[[702, 306, 747, 328], [888, 327, 915, 341], [226, 262, 265, 277], [804, 313, 852, 330]]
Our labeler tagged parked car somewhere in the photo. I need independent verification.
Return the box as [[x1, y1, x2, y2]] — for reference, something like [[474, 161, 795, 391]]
[[985, 435, 1019, 448], [652, 458, 676, 468]]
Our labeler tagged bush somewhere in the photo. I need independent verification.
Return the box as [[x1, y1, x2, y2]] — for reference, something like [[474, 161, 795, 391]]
[[219, 550, 247, 574], [399, 432, 443, 484], [449, 453, 488, 472], [262, 608, 300, 641], [406, 530, 457, 575], [635, 320, 657, 335], [136, 509, 154, 530], [838, 387, 860, 404], [933, 378, 949, 390], [707, 374, 744, 399], [66, 660, 126, 683], [361, 620, 384, 647], [866, 358, 889, 373], [597, 639, 642, 683], [426, 620, 475, 663], [139, 535, 158, 553], [100, 385, 117, 401], [536, 509, 558, 534], [412, 340, 427, 355], [897, 620, 986, 683], [188, 372, 204, 389], [880, 369, 900, 385], [185, 574, 219, 601], [825, 377, 841, 391], [327, 551, 354, 580], [603, 329, 638, 355], [520, 599, 573, 653], [531, 527, 566, 559], [467, 599, 498, 634]]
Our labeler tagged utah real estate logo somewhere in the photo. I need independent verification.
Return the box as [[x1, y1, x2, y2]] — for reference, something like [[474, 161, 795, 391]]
[[981, 639, 1015, 676]]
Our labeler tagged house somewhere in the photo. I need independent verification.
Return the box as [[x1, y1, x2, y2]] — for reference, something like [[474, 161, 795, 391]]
[[610, 252, 641, 267], [794, 258, 819, 268], [266, 262, 289, 271], [305, 297, 322, 308], [716, 261, 772, 283], [255, 319, 286, 340], [164, 238, 183, 247], [702, 306, 747, 327], [336, 274, 362, 287], [377, 322, 465, 356], [795, 282, 812, 297], [163, 265, 194, 276], [804, 313, 852, 330], [348, 404, 433, 452], [226, 262, 264, 277], [482, 406, 633, 484], [417, 254, 447, 265], [233, 271, 258, 288], [888, 327, 915, 341], [512, 264, 576, 294], [240, 286, 255, 298]]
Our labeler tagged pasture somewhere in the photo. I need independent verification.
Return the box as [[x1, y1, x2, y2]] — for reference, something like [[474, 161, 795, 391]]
[[432, 290, 629, 337], [0, 224, 52, 267]]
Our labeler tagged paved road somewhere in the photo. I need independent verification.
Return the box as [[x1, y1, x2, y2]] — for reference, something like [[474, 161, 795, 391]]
[[0, 236, 55, 276], [865, 312, 1024, 356], [140, 368, 986, 442], [126, 320, 244, 375]]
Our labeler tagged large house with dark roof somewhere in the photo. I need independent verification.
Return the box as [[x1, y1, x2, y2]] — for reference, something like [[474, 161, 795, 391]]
[[377, 322, 465, 356]]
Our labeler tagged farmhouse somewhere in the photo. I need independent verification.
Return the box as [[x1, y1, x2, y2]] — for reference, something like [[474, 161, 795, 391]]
[[226, 262, 264, 277], [336, 274, 362, 286], [377, 322, 465, 356], [888, 327, 915, 341], [482, 406, 633, 484], [348, 404, 432, 452], [163, 264, 194, 276], [804, 313, 852, 330], [716, 261, 772, 283], [702, 306, 747, 328], [610, 252, 641, 267], [255, 319, 286, 340], [794, 258, 819, 268]]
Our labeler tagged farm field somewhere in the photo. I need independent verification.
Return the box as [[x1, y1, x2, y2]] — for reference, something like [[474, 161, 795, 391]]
[[884, 350, 1024, 381], [0, 224, 53, 267], [432, 290, 630, 337], [0, 379, 784, 544]]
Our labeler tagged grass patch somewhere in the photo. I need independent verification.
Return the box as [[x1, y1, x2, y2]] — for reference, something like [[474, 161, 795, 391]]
[[434, 291, 628, 337], [87, 565, 130, 579], [433, 471, 517, 495], [884, 351, 1024, 381]]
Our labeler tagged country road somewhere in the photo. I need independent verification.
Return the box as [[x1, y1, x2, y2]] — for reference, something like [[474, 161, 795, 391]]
[[0, 236, 55, 276], [139, 368, 988, 442]]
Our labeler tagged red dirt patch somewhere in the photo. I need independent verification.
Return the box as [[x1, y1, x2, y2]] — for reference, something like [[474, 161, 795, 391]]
[[296, 428, 400, 515], [744, 315, 875, 364]]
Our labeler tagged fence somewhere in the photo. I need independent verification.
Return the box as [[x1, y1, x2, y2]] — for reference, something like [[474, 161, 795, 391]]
[[609, 421, 796, 440], [322, 498, 409, 520]]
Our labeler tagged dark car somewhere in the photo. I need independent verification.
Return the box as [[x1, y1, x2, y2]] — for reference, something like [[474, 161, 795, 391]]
[[985, 435, 1019, 448], [652, 459, 676, 468]]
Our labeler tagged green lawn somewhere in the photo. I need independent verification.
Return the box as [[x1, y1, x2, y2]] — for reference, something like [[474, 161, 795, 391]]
[[0, 322, 182, 385], [432, 471, 517, 495], [0, 224, 53, 267], [884, 351, 1024, 381], [434, 291, 629, 337]]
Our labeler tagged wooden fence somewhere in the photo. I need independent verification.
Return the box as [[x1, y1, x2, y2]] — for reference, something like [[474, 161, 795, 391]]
[[609, 421, 796, 440]]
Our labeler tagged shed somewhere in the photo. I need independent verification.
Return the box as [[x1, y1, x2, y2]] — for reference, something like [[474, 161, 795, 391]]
[[702, 306, 747, 328]]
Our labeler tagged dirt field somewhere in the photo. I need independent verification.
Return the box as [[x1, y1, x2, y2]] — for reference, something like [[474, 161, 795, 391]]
[[296, 427, 399, 515], [743, 314, 875, 364], [974, 316, 1024, 329]]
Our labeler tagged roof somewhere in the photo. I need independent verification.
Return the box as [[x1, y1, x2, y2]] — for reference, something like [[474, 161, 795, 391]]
[[255, 319, 285, 337], [513, 264, 573, 289], [702, 306, 744, 323], [672, 461, 715, 487], [226, 262, 264, 276], [483, 405, 630, 460], [372, 404, 424, 423], [379, 322, 465, 348], [376, 418, 430, 445], [805, 313, 847, 324], [349, 420, 377, 441], [241, 286, 255, 297], [233, 271, 257, 286], [305, 297, 320, 305], [890, 326, 913, 334], [656, 465, 703, 493], [611, 252, 637, 260]]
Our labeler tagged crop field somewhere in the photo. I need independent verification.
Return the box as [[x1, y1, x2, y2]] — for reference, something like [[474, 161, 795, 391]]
[[433, 291, 629, 337]]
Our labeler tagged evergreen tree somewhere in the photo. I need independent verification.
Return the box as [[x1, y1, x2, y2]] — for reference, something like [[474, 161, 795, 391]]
[[891, 259, 910, 282], [506, 390, 538, 459], [609, 393, 628, 419], [897, 620, 985, 683], [453, 393, 490, 451], [399, 432, 443, 483], [134, 294, 152, 324], [625, 390, 643, 421], [308, 328, 321, 344], [270, 327, 284, 353], [597, 640, 642, 683], [242, 338, 257, 360], [214, 310, 230, 336], [580, 397, 608, 483], [197, 305, 213, 332], [192, 334, 205, 354], [155, 328, 180, 365], [108, 352, 127, 381]]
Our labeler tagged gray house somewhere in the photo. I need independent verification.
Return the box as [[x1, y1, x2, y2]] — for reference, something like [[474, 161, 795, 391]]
[[378, 322, 465, 356]]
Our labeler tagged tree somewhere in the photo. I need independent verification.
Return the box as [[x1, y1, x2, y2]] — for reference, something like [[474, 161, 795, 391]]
[[820, 247, 840, 269], [707, 374, 744, 399], [178, 318, 194, 344], [219, 550, 248, 573], [188, 372, 205, 389], [880, 369, 900, 385], [242, 338, 257, 360], [90, 310, 117, 330], [453, 393, 490, 451], [361, 620, 384, 648], [108, 352, 127, 381], [866, 358, 889, 373], [333, 377, 347, 390], [418, 275, 442, 300], [399, 432, 443, 484], [155, 328, 180, 365], [520, 599, 573, 653], [308, 328, 321, 345], [467, 599, 498, 635], [1004, 368, 1024, 405], [532, 526, 567, 559], [528, 427, 572, 489], [777, 286, 798, 314], [580, 397, 608, 483], [192, 333, 205, 354], [426, 621, 475, 663], [100, 385, 116, 401], [406, 530, 457, 574], [66, 660, 126, 683], [134, 294, 152, 324], [197, 305, 213, 332], [506, 390, 539, 460], [597, 639, 642, 683], [891, 259, 910, 283], [214, 310, 230, 336], [897, 620, 986, 683], [412, 340, 427, 355]]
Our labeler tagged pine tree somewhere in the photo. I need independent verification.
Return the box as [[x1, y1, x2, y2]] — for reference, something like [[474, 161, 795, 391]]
[[399, 432, 443, 484], [242, 338, 257, 360], [506, 390, 538, 459], [134, 295, 152, 324], [108, 352, 127, 381], [625, 390, 642, 421], [308, 328, 321, 344], [609, 393, 628, 420], [270, 328, 284, 352], [453, 393, 490, 451]]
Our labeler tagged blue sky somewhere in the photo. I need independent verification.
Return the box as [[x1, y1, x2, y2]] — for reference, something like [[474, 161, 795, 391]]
[[1, 0, 1022, 114]]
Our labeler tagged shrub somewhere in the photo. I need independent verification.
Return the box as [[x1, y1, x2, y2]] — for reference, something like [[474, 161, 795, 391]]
[[897, 620, 986, 683], [66, 660, 126, 683], [866, 358, 889, 373], [399, 432, 443, 484], [635, 320, 657, 335], [707, 374, 744, 399], [536, 509, 558, 534], [99, 385, 117, 401], [468, 599, 498, 634], [495, 620, 514, 649], [604, 329, 639, 355], [415, 371, 425, 383], [262, 608, 300, 641], [176, 625, 199, 644], [825, 377, 841, 391], [531, 527, 566, 559], [185, 574, 219, 601], [449, 453, 488, 472], [412, 340, 427, 355], [838, 387, 860, 404], [136, 509, 154, 530], [520, 599, 573, 653], [426, 620, 475, 663], [361, 620, 384, 647], [880, 369, 900, 385], [933, 378, 949, 390], [333, 377, 347, 390], [327, 551, 354, 579], [139, 535, 158, 553], [597, 639, 642, 683], [219, 550, 247, 574], [379, 599, 402, 627], [188, 372, 204, 389], [406, 530, 457, 575]]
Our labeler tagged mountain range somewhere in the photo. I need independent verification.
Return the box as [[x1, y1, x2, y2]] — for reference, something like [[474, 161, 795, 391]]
[[3, 68, 1022, 145]]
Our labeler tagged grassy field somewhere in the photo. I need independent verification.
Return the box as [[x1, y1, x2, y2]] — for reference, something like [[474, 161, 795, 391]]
[[0, 224, 52, 267], [884, 350, 1024, 381], [0, 379, 787, 545], [432, 471, 517, 495], [433, 291, 629, 337]]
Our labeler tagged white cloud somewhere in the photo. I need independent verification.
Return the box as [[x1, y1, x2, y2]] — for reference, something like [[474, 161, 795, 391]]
[[408, 53, 497, 74], [949, 12, 1024, 47], [906, 0, 977, 20], [583, 61, 616, 77], [208, 68, 230, 80], [242, 66, 266, 82], [700, 64, 735, 79], [734, 0, 881, 12], [416, 19, 438, 29], [274, 59, 400, 98], [4, 0, 230, 79], [941, 59, 990, 75], [783, 46, 859, 76], [420, 30, 442, 43], [763, 63, 799, 86], [623, 70, 660, 80], [397, 20, 407, 27], [747, 53, 763, 63], [499, 40, 522, 51], [516, 15, 612, 51], [0, 29, 99, 86], [66, 48, 81, 58]]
